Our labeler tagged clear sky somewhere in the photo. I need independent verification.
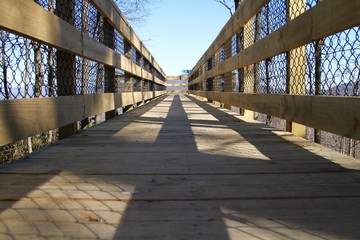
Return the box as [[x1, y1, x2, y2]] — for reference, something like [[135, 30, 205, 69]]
[[132, 0, 231, 76]]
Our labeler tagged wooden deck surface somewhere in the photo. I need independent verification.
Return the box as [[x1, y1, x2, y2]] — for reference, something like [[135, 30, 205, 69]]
[[1, 93, 360, 239]]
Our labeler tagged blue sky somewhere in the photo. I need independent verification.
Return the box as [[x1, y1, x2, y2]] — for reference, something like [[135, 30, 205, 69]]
[[132, 0, 231, 76]]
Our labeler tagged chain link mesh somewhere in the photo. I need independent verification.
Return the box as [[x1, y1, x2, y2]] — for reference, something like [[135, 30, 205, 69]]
[[0, 0, 165, 100], [0, 0, 166, 163], [189, 0, 359, 158]]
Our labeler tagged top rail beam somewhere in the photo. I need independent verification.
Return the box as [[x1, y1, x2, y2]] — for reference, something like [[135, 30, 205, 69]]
[[189, 0, 360, 86], [0, 0, 165, 84]]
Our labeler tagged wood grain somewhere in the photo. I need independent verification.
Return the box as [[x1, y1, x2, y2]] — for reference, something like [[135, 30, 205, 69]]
[[189, 91, 360, 140], [0, 91, 166, 146]]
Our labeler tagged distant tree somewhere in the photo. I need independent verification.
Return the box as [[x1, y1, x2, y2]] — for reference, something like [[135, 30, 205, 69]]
[[214, 0, 242, 16], [113, 0, 160, 25], [214, 0, 235, 15]]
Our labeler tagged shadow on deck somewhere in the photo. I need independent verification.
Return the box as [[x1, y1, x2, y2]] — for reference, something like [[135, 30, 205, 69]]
[[0, 93, 360, 239]]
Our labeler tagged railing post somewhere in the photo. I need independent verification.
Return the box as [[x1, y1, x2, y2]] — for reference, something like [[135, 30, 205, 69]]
[[201, 64, 206, 100], [103, 19, 116, 120], [80, 0, 90, 129], [124, 39, 136, 107], [95, 12, 104, 124], [136, 52, 145, 104], [243, 17, 255, 120], [206, 57, 214, 100], [286, 0, 306, 138], [56, 0, 77, 139], [223, 40, 233, 109]]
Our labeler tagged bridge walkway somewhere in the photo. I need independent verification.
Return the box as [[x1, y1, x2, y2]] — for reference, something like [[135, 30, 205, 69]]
[[1, 94, 360, 239]]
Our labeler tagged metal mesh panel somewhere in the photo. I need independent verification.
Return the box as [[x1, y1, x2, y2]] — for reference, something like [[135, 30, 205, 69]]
[[0, 32, 107, 99], [0, 0, 166, 162], [256, 1, 287, 40], [0, 0, 164, 100], [256, 0, 359, 158], [188, 0, 359, 158], [114, 30, 125, 55], [305, 28, 360, 96], [255, 54, 288, 94]]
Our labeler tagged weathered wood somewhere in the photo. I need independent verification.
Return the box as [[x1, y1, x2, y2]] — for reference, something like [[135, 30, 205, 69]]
[[0, 0, 164, 84], [0, 91, 166, 146], [189, 0, 360, 86], [1, 94, 360, 239], [189, 91, 360, 140]]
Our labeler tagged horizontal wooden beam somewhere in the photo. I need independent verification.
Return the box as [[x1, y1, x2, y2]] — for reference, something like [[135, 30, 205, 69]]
[[0, 0, 164, 85], [166, 75, 189, 81], [189, 91, 360, 140], [89, 0, 166, 78], [191, 0, 269, 74], [165, 83, 188, 87], [0, 91, 166, 146], [189, 0, 360, 86]]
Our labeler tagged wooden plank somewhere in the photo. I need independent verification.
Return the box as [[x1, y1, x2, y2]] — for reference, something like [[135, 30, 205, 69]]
[[0, 91, 166, 146], [189, 0, 360, 86], [190, 0, 269, 74], [0, 0, 164, 84], [166, 75, 188, 81], [165, 84, 188, 87], [189, 91, 360, 140]]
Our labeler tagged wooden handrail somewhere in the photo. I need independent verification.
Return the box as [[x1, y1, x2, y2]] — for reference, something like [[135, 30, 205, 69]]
[[189, 0, 360, 86], [0, 0, 165, 84], [0, 0, 168, 146], [189, 91, 360, 140], [188, 0, 360, 140], [0, 91, 166, 146]]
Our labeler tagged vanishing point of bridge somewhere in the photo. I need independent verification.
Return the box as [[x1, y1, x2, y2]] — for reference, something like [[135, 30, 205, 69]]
[[1, 0, 360, 239]]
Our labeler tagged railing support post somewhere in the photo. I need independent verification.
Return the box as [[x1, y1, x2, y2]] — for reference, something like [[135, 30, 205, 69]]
[[223, 41, 232, 110], [286, 0, 306, 138], [103, 19, 116, 120], [124, 39, 137, 108], [243, 17, 255, 120], [56, 0, 77, 139]]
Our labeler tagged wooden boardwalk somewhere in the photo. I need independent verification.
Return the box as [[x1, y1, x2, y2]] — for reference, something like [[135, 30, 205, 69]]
[[1, 94, 360, 239]]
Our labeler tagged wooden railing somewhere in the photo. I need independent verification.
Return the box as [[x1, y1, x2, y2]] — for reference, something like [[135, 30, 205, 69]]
[[0, 0, 167, 146], [166, 75, 189, 93], [188, 0, 360, 141]]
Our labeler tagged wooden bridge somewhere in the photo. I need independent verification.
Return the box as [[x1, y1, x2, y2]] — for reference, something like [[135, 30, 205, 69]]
[[1, 0, 360, 239]]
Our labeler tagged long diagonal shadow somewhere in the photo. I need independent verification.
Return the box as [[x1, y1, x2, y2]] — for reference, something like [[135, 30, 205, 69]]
[[113, 94, 360, 239], [0, 94, 360, 239]]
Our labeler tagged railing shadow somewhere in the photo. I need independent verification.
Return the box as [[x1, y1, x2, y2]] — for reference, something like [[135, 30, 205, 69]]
[[0, 94, 360, 239], [114, 94, 360, 239]]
